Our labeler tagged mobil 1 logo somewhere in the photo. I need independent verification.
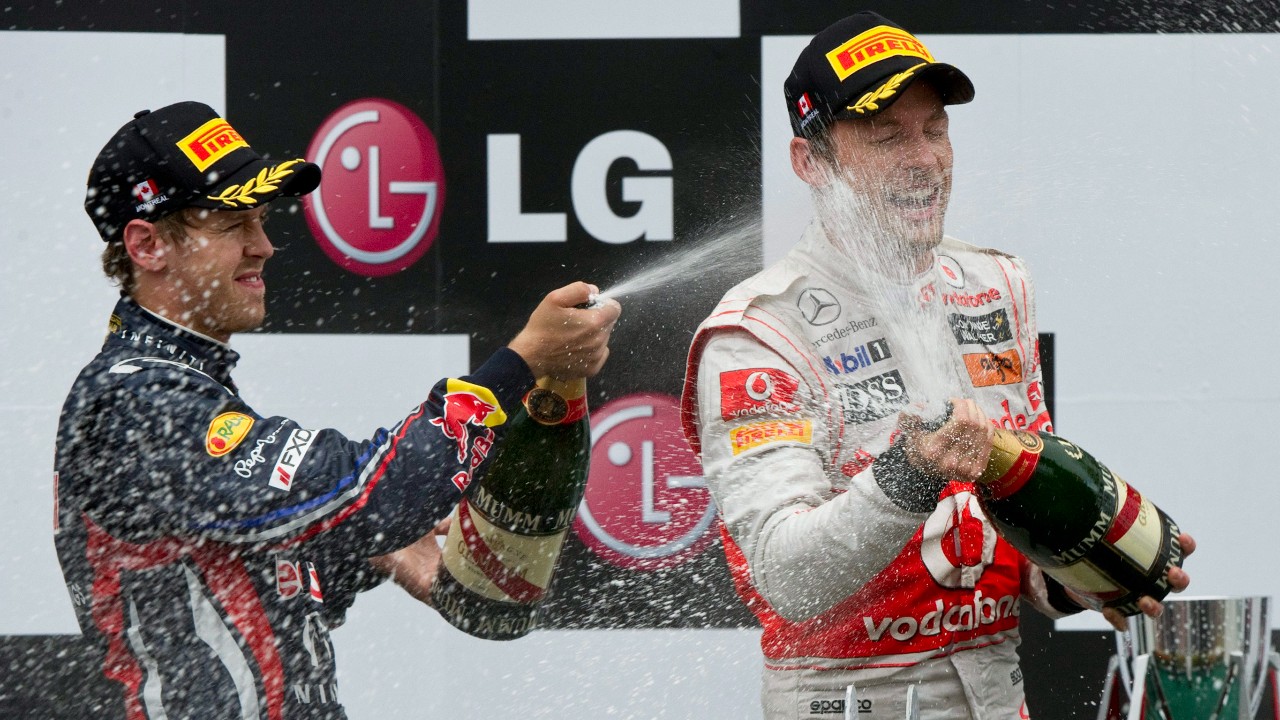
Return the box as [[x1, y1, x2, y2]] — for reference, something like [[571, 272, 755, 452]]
[[836, 369, 909, 425]]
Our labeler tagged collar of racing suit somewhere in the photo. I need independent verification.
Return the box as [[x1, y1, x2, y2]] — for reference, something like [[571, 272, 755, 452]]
[[104, 295, 241, 389]]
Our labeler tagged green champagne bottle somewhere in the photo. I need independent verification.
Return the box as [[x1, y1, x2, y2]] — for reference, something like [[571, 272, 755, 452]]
[[430, 376, 590, 639], [975, 429, 1185, 616]]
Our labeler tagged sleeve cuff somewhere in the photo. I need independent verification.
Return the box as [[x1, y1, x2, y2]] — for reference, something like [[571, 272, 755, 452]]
[[466, 347, 536, 418], [871, 438, 948, 514]]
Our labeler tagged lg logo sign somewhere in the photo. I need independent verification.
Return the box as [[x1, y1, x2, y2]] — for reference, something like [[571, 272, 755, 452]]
[[304, 98, 444, 277], [304, 100, 673, 273], [573, 393, 716, 570], [487, 131, 673, 244]]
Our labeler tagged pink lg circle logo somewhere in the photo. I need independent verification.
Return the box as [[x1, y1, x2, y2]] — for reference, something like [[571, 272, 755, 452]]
[[303, 98, 444, 276], [574, 393, 717, 571]]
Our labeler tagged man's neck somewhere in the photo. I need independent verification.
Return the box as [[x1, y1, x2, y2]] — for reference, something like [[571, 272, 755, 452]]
[[127, 291, 231, 347]]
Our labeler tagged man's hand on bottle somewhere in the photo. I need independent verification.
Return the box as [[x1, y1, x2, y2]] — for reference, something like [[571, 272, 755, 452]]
[[1093, 533, 1196, 631], [901, 397, 994, 483], [368, 517, 453, 607], [508, 282, 622, 380]]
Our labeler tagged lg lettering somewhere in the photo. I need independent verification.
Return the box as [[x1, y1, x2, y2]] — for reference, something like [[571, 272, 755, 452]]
[[487, 131, 673, 244]]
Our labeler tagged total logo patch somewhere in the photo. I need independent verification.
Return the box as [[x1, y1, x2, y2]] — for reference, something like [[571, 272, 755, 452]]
[[206, 412, 255, 457]]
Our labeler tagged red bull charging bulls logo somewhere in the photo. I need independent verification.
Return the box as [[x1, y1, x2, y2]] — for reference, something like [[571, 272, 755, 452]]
[[428, 380, 507, 491]]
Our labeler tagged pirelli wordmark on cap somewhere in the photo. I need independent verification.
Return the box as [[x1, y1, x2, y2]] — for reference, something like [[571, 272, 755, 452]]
[[178, 117, 249, 171], [825, 26, 934, 81], [783, 12, 974, 135]]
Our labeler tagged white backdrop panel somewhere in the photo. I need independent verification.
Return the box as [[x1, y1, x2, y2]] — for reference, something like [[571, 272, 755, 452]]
[[0, 30, 225, 635]]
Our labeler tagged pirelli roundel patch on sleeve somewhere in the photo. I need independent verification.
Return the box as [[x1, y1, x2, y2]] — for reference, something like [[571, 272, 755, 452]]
[[206, 412, 255, 457]]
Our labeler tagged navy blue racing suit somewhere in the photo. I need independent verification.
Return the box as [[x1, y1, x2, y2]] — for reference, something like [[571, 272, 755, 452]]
[[54, 297, 533, 720]]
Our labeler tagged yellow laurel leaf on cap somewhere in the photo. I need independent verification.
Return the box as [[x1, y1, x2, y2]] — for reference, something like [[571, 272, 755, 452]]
[[206, 160, 302, 207], [849, 62, 927, 116]]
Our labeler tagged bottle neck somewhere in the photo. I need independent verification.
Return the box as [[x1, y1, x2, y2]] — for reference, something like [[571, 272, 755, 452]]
[[977, 428, 1044, 499], [524, 377, 588, 425]]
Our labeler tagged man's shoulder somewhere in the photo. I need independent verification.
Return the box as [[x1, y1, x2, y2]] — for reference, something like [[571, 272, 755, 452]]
[[72, 351, 234, 408], [701, 254, 808, 327], [939, 235, 1021, 260], [939, 236, 1033, 280]]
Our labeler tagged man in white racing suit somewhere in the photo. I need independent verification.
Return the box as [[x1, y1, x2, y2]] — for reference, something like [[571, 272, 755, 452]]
[[680, 11, 1193, 719]]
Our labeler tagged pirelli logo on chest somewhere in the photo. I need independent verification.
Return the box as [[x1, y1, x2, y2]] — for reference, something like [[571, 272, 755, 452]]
[[178, 117, 249, 171], [825, 26, 934, 81]]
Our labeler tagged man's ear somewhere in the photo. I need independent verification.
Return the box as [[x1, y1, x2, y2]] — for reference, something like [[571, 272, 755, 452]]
[[790, 136, 830, 188], [122, 219, 170, 272]]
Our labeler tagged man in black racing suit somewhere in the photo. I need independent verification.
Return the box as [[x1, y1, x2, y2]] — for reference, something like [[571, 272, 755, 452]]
[[55, 101, 620, 719]]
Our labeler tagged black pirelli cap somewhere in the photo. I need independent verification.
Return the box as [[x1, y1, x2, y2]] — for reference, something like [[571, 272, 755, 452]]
[[85, 101, 321, 242], [784, 12, 975, 138]]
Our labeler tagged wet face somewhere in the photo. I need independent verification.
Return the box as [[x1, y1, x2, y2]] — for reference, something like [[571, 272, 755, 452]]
[[814, 81, 953, 256], [164, 206, 274, 341]]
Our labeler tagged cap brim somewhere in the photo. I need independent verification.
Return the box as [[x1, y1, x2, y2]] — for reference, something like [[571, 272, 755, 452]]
[[915, 63, 975, 106], [192, 158, 321, 211], [833, 61, 975, 121]]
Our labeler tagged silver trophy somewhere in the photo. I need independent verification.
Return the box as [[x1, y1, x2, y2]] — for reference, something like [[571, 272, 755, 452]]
[[1098, 596, 1278, 719]]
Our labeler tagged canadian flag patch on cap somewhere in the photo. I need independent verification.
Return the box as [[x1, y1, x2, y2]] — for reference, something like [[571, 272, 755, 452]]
[[796, 92, 814, 117]]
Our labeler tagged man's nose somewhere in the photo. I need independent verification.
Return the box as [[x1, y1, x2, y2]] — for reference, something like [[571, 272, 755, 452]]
[[901, 135, 941, 169], [246, 219, 275, 260]]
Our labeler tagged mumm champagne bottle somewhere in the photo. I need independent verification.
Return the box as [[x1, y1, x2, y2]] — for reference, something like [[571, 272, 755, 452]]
[[975, 429, 1185, 616], [430, 377, 590, 639]]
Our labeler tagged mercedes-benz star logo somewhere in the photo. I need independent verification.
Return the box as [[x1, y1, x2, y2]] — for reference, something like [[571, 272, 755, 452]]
[[797, 287, 841, 326]]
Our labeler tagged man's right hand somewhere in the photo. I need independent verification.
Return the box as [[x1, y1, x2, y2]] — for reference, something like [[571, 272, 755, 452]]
[[507, 282, 622, 380], [900, 397, 994, 483]]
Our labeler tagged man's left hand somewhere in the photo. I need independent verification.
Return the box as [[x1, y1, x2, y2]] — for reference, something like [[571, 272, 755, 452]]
[[1098, 532, 1196, 631], [368, 518, 452, 607]]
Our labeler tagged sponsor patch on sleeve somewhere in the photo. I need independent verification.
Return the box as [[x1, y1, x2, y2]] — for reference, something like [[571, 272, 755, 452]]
[[730, 420, 812, 455], [268, 428, 316, 492], [206, 412, 255, 457], [719, 368, 800, 421]]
